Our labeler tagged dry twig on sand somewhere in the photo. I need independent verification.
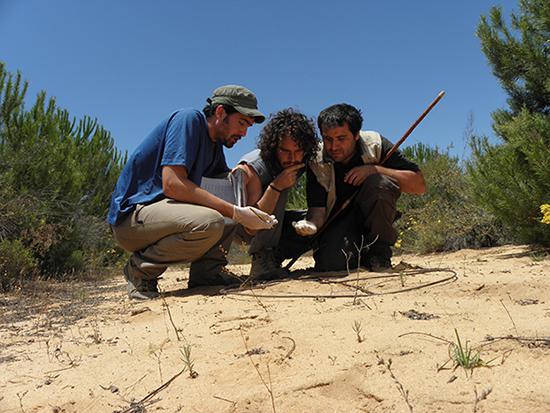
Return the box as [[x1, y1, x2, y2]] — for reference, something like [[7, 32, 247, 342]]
[[473, 386, 493, 412], [352, 320, 365, 343], [239, 327, 276, 413], [377, 356, 413, 412], [118, 367, 186, 413], [160, 291, 182, 341], [499, 298, 518, 336]]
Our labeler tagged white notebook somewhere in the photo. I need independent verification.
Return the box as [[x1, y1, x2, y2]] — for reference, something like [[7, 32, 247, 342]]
[[200, 176, 236, 204]]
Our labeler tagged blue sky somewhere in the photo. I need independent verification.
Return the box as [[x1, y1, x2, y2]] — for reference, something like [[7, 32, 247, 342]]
[[0, 0, 517, 166]]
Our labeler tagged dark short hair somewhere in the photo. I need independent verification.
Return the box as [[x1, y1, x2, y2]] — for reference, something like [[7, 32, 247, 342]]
[[202, 102, 238, 118], [258, 108, 319, 171], [317, 103, 363, 136]]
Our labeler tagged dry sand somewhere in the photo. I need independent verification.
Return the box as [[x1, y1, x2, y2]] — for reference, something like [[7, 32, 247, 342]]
[[1, 245, 549, 412]]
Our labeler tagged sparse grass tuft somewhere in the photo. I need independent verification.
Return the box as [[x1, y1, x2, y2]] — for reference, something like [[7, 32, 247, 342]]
[[449, 329, 492, 374], [180, 344, 198, 378]]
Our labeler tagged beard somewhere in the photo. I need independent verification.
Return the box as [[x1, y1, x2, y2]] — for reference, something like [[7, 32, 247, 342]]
[[223, 135, 242, 148]]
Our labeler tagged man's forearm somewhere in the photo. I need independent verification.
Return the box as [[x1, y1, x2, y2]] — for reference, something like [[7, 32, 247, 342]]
[[176, 184, 236, 217], [374, 166, 426, 194], [256, 184, 282, 214], [306, 207, 326, 229]]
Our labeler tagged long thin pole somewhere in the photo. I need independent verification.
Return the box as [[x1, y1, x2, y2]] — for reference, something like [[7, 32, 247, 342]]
[[381, 90, 445, 164]]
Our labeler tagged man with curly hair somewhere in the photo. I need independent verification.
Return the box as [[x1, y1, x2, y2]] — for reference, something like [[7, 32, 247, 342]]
[[234, 108, 319, 280]]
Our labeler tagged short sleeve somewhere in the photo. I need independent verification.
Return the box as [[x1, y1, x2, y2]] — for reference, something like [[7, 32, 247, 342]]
[[161, 111, 202, 170]]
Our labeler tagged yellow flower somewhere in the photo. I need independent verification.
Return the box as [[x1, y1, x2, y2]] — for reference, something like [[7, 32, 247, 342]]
[[540, 204, 550, 225], [394, 239, 402, 249]]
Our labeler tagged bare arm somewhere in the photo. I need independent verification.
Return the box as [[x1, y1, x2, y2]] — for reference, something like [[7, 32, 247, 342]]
[[162, 165, 235, 217], [344, 165, 426, 194], [234, 163, 282, 214], [235, 163, 305, 214], [306, 207, 326, 229]]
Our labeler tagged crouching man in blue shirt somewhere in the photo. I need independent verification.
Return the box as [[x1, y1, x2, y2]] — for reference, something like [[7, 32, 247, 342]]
[[107, 85, 276, 300]]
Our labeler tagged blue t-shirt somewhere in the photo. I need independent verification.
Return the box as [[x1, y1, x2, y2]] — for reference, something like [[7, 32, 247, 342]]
[[107, 109, 229, 225]]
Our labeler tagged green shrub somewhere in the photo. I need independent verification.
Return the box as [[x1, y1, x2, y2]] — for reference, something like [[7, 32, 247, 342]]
[[469, 111, 550, 245], [397, 144, 505, 253], [0, 62, 126, 288], [472, 0, 550, 246], [0, 239, 37, 291]]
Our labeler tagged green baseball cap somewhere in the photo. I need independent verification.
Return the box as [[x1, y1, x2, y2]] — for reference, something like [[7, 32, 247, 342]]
[[209, 85, 265, 123]]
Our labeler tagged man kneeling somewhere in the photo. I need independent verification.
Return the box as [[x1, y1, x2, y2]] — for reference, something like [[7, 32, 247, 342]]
[[293, 103, 426, 271]]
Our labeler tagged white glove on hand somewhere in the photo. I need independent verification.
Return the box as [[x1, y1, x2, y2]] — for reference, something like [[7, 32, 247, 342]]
[[292, 220, 318, 236], [233, 206, 277, 230]]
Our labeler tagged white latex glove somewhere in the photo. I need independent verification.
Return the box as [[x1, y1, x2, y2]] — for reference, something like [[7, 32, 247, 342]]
[[292, 220, 318, 236], [233, 206, 277, 230]]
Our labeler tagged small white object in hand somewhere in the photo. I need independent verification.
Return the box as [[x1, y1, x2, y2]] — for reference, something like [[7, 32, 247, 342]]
[[292, 220, 317, 236]]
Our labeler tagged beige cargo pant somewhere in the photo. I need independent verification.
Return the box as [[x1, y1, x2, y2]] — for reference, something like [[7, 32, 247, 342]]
[[111, 198, 236, 285]]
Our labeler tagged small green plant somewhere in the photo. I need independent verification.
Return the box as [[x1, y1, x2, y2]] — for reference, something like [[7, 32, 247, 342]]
[[352, 320, 364, 343], [180, 344, 198, 378], [449, 329, 491, 374]]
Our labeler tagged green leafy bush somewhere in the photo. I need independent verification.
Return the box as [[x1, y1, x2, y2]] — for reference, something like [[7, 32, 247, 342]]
[[469, 111, 550, 245], [471, 0, 550, 245], [0, 239, 37, 291], [396, 144, 505, 253], [0, 62, 126, 289]]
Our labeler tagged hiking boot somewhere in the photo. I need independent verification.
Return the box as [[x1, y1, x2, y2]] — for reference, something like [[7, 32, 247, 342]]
[[250, 249, 288, 281], [188, 267, 246, 289], [366, 254, 392, 272], [362, 244, 392, 272], [123, 265, 160, 300]]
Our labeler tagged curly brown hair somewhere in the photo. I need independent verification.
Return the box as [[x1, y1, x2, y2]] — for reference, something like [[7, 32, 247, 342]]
[[257, 108, 319, 172]]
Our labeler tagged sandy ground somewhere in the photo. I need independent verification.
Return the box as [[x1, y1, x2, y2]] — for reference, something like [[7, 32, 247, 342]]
[[1, 245, 549, 413]]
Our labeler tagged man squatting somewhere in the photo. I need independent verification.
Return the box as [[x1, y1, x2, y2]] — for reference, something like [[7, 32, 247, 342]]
[[107, 85, 277, 300], [290, 103, 426, 271]]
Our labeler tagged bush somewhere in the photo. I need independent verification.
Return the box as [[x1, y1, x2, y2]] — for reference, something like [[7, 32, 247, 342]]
[[472, 0, 550, 246], [287, 174, 307, 210], [0, 62, 126, 289], [396, 143, 505, 253], [468, 110, 550, 244], [0, 239, 37, 291]]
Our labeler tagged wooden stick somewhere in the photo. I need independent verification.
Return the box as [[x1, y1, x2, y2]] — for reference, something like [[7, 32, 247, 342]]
[[381, 90, 445, 164]]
